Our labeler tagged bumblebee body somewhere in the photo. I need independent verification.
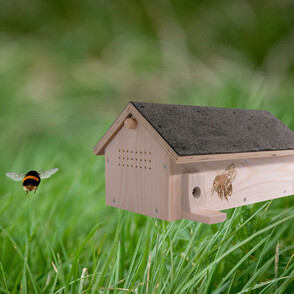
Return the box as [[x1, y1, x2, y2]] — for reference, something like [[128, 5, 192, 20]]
[[22, 170, 41, 193], [6, 168, 58, 194]]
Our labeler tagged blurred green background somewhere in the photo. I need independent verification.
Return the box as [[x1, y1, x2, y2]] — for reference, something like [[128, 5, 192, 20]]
[[1, 1, 294, 293]]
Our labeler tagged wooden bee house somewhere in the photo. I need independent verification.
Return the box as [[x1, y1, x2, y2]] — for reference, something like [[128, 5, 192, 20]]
[[93, 102, 294, 224]]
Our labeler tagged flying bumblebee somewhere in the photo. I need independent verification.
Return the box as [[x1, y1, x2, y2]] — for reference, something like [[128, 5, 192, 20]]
[[6, 168, 58, 194]]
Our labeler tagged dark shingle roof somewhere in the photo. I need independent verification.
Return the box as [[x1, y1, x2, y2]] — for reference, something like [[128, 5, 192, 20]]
[[131, 101, 294, 156]]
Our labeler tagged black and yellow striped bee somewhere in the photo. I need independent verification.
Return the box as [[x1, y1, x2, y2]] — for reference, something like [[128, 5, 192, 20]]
[[6, 168, 58, 194]]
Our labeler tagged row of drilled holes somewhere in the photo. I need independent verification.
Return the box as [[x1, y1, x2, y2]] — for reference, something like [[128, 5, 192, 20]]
[[119, 163, 151, 170], [118, 149, 152, 170], [118, 157, 151, 163], [118, 149, 151, 155]]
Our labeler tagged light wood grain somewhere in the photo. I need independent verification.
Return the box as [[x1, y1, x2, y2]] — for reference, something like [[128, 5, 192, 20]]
[[176, 150, 294, 164], [105, 118, 172, 220], [182, 210, 227, 224], [181, 156, 294, 212]]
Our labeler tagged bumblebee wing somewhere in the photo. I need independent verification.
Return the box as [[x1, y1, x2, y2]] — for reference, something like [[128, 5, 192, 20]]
[[230, 170, 237, 181], [222, 163, 236, 181], [39, 168, 59, 179], [6, 172, 25, 181]]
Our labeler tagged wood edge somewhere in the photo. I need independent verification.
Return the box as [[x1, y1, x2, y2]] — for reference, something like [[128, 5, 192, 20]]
[[176, 150, 294, 164], [181, 210, 227, 224], [93, 104, 133, 155]]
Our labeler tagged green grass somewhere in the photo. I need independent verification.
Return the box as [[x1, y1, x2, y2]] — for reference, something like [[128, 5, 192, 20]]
[[1, 1, 294, 293]]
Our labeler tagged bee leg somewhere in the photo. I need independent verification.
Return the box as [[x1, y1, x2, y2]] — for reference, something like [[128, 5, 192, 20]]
[[221, 188, 225, 200], [217, 187, 222, 199]]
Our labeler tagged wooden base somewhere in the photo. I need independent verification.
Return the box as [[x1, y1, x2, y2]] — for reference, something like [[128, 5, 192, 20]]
[[182, 210, 227, 224]]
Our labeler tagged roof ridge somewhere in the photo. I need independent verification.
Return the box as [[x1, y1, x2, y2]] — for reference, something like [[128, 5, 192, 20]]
[[131, 100, 272, 114]]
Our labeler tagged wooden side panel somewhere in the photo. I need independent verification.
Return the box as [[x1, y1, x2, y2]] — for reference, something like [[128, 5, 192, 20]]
[[105, 119, 171, 220], [168, 158, 182, 221], [182, 156, 294, 212]]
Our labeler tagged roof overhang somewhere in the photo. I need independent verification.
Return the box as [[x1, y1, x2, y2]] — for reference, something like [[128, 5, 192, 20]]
[[93, 102, 294, 163]]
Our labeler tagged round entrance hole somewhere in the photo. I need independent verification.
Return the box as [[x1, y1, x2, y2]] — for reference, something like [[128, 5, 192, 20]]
[[192, 186, 201, 198]]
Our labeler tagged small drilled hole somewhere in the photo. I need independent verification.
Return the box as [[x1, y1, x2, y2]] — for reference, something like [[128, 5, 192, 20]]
[[122, 164, 125, 167], [140, 151, 142, 154], [131, 165, 133, 167], [119, 163, 121, 166], [131, 151, 133, 153], [192, 187, 201, 198], [140, 166, 142, 169], [127, 164, 129, 167], [127, 157, 129, 160], [149, 167, 151, 170]]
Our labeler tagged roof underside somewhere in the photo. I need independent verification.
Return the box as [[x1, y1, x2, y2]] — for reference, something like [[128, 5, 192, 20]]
[[131, 102, 294, 156]]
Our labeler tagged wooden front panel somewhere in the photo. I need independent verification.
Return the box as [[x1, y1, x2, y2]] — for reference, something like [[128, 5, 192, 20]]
[[181, 156, 294, 212], [105, 119, 171, 220]]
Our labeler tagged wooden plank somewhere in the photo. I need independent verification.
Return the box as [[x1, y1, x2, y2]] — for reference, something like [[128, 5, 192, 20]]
[[181, 156, 294, 212], [182, 210, 227, 224], [105, 117, 171, 220], [176, 150, 294, 164]]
